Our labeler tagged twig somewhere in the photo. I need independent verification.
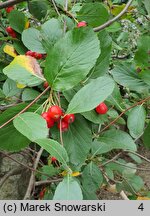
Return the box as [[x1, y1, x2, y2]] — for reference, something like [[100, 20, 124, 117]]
[[98, 95, 150, 135], [0, 167, 23, 188], [0, 86, 50, 129], [35, 178, 62, 186], [24, 148, 43, 200], [0, 0, 26, 9], [93, 0, 134, 32], [0, 151, 53, 178], [113, 161, 150, 171], [120, 190, 129, 200], [125, 150, 150, 163], [50, 0, 61, 16], [102, 152, 123, 166]]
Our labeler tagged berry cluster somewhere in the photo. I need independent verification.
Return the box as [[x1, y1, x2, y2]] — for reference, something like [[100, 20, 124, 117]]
[[25, 50, 43, 59], [6, 26, 17, 38], [5, 6, 14, 13], [41, 105, 75, 132]]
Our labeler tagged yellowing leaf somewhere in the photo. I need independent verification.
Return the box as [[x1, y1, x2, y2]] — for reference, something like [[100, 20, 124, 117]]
[[11, 55, 45, 80], [61, 171, 81, 177], [16, 83, 26, 89], [3, 44, 17, 58], [137, 196, 150, 200], [25, 20, 30, 29], [71, 172, 81, 177], [3, 55, 45, 87], [111, 4, 135, 17]]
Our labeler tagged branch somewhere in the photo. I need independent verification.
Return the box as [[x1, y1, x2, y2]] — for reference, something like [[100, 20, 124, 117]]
[[24, 148, 43, 200], [35, 178, 62, 186], [98, 95, 150, 135], [0, 86, 50, 129], [93, 0, 134, 32], [0, 167, 23, 188], [0, 0, 26, 9]]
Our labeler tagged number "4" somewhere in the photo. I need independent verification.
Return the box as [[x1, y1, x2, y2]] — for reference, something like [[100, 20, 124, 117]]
[[138, 203, 144, 211]]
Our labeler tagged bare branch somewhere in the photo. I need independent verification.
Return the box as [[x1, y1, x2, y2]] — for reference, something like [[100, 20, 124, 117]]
[[93, 0, 134, 32], [24, 148, 43, 200], [35, 178, 62, 186], [0, 0, 26, 9], [0, 167, 23, 188]]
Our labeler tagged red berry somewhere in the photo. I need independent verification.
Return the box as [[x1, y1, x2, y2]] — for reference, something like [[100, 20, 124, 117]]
[[77, 21, 87, 28], [63, 114, 75, 124], [47, 118, 55, 128], [43, 81, 49, 89], [41, 112, 50, 122], [5, 6, 14, 13], [48, 105, 63, 120], [57, 120, 69, 132], [95, 102, 108, 114], [39, 188, 46, 200], [41, 112, 55, 128], [6, 26, 14, 34], [10, 32, 17, 38], [34, 53, 43, 59], [51, 157, 57, 162], [25, 50, 33, 56]]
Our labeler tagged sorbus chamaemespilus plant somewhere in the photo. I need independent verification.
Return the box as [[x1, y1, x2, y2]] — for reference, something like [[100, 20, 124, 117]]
[[95, 102, 108, 114], [48, 105, 63, 121], [77, 21, 87, 28], [63, 114, 75, 124]]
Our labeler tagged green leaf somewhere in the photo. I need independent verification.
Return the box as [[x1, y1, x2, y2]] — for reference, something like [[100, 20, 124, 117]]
[[36, 138, 69, 168], [22, 19, 63, 53], [3, 78, 21, 98], [13, 112, 49, 141], [82, 162, 103, 194], [0, 104, 39, 152], [112, 63, 149, 93], [77, 2, 109, 27], [22, 88, 40, 101], [122, 163, 137, 178], [82, 110, 108, 124], [67, 76, 115, 114], [92, 129, 137, 156], [44, 27, 100, 91], [143, 122, 150, 148], [144, 0, 150, 15], [28, 0, 49, 20], [62, 115, 92, 167], [22, 28, 45, 53], [8, 10, 27, 33], [134, 35, 150, 68], [91, 30, 112, 78], [13, 40, 28, 55], [40, 19, 63, 51], [53, 176, 83, 200], [39, 165, 60, 180], [106, 84, 125, 111], [127, 105, 146, 138]]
